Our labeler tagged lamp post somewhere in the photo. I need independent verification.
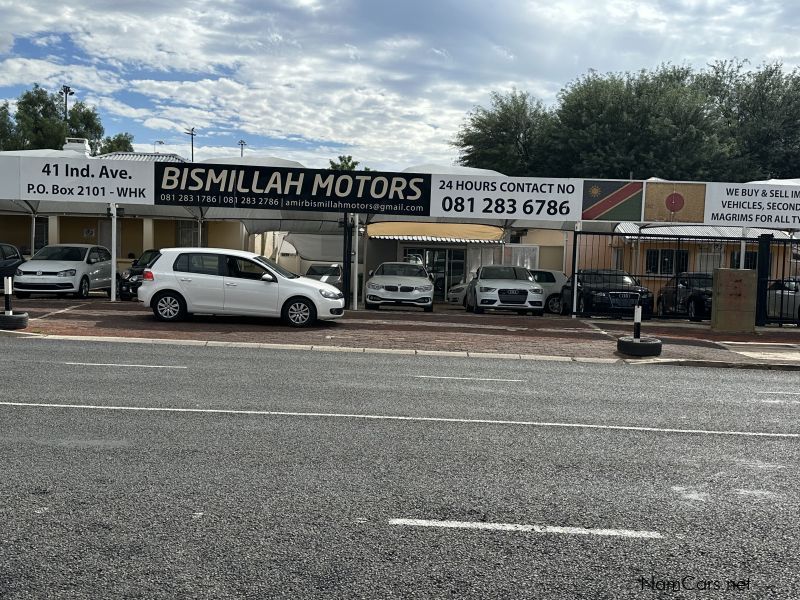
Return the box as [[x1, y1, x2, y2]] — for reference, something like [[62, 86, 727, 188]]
[[153, 140, 164, 153], [238, 139, 247, 157], [184, 127, 196, 161], [59, 85, 74, 121]]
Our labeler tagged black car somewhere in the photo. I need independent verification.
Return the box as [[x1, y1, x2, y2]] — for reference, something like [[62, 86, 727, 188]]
[[657, 272, 713, 321], [560, 269, 654, 317], [0, 243, 23, 278], [118, 249, 160, 300]]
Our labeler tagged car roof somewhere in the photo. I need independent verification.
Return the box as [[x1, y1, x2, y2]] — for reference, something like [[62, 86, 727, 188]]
[[44, 243, 98, 248], [160, 247, 259, 258]]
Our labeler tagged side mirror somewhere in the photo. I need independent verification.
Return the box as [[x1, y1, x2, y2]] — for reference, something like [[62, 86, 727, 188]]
[[429, 274, 434, 281], [368, 270, 374, 277], [261, 273, 276, 283]]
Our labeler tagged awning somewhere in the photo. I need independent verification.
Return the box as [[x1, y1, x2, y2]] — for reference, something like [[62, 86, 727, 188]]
[[366, 221, 505, 242]]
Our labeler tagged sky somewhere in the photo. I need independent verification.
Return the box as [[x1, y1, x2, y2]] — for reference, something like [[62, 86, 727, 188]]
[[0, 0, 797, 170]]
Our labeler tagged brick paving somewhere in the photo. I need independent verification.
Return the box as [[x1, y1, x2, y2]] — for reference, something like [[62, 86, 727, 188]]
[[6, 295, 800, 366]]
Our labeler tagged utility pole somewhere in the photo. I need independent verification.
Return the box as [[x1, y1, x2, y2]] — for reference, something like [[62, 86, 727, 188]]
[[59, 85, 74, 121], [238, 139, 247, 157], [184, 127, 196, 161]]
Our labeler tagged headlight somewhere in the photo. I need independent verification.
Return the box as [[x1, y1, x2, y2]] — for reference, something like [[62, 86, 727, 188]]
[[529, 287, 543, 295], [367, 282, 382, 290], [415, 284, 433, 292], [592, 291, 608, 297], [121, 269, 131, 280], [57, 269, 77, 277], [319, 289, 343, 299], [15, 269, 22, 276], [479, 286, 496, 293]]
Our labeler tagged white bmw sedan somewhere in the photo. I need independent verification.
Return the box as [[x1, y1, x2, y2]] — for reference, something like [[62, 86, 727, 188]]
[[465, 265, 544, 315], [14, 244, 113, 299], [364, 261, 434, 311], [137, 248, 345, 327]]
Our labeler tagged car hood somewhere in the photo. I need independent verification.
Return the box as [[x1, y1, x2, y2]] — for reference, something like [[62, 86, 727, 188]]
[[479, 278, 536, 288], [306, 274, 342, 283], [582, 283, 650, 293], [368, 275, 431, 286], [294, 275, 342, 295], [19, 259, 83, 272]]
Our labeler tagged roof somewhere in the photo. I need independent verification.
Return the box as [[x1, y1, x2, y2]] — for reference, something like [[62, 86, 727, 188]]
[[370, 235, 503, 244], [97, 152, 187, 162], [615, 222, 793, 240], [159, 247, 257, 258]]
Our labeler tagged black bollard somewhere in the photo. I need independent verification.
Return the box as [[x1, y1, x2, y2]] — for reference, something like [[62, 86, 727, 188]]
[[617, 293, 662, 357], [0, 275, 29, 330]]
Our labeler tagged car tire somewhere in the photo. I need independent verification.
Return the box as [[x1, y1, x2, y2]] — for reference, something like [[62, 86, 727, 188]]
[[76, 277, 90, 299], [471, 293, 484, 314], [546, 294, 561, 314], [0, 312, 28, 330], [15, 292, 30, 299], [688, 298, 702, 322], [531, 310, 544, 317], [560, 295, 569, 315], [282, 297, 317, 327], [423, 305, 433, 313], [617, 335, 662, 357], [365, 301, 379, 310], [152, 291, 187, 322]]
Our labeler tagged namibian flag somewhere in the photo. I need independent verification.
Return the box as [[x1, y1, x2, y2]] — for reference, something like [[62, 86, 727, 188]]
[[582, 180, 643, 221]]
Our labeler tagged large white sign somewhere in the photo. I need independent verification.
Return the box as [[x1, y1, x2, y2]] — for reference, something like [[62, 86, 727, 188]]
[[18, 158, 154, 205], [705, 182, 800, 227], [429, 175, 583, 221]]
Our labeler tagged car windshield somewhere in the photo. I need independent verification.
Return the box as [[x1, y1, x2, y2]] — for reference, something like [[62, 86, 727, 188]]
[[306, 265, 340, 277], [255, 255, 298, 279], [376, 263, 427, 277], [32, 246, 87, 261], [481, 266, 529, 280], [581, 272, 637, 286], [688, 276, 713, 288], [137, 250, 159, 266]]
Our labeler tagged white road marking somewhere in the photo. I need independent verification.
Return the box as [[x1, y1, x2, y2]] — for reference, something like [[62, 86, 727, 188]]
[[0, 401, 797, 438], [62, 362, 187, 369], [30, 303, 88, 321], [757, 391, 800, 396], [414, 375, 524, 382], [388, 518, 663, 539]]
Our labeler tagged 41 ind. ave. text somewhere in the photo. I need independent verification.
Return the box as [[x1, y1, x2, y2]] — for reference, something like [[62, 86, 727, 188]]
[[40, 163, 133, 180]]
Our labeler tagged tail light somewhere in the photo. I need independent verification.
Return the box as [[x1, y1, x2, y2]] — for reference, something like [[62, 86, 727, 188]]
[[143, 270, 154, 281]]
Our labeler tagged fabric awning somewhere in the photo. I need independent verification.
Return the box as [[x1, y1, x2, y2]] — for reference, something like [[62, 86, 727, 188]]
[[366, 221, 505, 242]]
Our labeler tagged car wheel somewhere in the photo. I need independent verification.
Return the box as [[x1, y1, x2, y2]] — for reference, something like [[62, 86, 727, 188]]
[[0, 312, 29, 330], [15, 292, 30, 299], [546, 294, 561, 314], [76, 277, 90, 299], [688, 299, 701, 322], [282, 297, 317, 327], [423, 305, 433, 313], [152, 291, 187, 322], [472, 293, 484, 314]]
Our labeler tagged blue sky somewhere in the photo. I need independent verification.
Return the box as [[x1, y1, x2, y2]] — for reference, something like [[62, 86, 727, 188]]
[[0, 0, 797, 170]]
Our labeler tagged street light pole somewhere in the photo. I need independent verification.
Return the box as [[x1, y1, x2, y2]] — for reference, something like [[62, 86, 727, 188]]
[[153, 140, 164, 153], [184, 127, 196, 161], [59, 85, 74, 121], [238, 139, 247, 157]]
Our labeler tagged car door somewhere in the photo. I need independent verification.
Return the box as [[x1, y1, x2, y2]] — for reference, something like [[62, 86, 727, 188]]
[[86, 247, 105, 289], [173, 253, 225, 312], [97, 247, 112, 288], [768, 280, 799, 319], [675, 275, 691, 312], [223, 256, 280, 316], [660, 276, 677, 313], [0, 244, 22, 275]]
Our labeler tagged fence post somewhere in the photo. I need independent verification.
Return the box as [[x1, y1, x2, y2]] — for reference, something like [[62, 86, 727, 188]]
[[755, 234, 772, 326]]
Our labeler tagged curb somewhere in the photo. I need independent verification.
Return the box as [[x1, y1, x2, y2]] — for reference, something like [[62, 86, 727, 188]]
[[8, 332, 800, 371]]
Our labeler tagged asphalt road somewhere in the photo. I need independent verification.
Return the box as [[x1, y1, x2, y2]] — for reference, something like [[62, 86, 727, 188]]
[[1, 337, 798, 599]]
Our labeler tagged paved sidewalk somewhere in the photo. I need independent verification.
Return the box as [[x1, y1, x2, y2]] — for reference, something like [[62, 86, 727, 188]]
[[4, 297, 800, 369]]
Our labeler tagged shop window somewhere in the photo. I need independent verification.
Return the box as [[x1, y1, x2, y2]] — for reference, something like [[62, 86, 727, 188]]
[[730, 250, 757, 269], [645, 249, 688, 275]]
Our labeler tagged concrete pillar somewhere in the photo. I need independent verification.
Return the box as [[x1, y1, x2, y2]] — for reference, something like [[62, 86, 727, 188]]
[[142, 218, 154, 250], [47, 216, 60, 245]]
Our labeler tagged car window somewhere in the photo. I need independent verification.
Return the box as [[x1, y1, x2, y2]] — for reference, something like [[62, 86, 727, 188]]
[[33, 246, 87, 261], [174, 253, 222, 276], [227, 256, 268, 280], [533, 270, 556, 283], [88, 248, 101, 263], [307, 265, 340, 277], [98, 248, 112, 262], [481, 266, 524, 280]]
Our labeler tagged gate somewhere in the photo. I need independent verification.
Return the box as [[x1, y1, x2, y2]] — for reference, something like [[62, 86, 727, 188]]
[[570, 228, 798, 324]]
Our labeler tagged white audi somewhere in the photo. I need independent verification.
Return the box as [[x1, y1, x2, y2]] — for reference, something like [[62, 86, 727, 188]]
[[365, 261, 434, 311], [465, 265, 544, 315], [137, 248, 345, 327]]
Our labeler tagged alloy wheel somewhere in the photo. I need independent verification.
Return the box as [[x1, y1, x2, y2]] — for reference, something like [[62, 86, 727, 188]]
[[157, 296, 181, 319], [287, 301, 311, 325]]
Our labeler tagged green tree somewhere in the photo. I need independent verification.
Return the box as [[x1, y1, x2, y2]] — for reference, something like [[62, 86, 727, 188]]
[[14, 84, 67, 150], [67, 101, 104, 154], [328, 155, 371, 170], [453, 90, 557, 176], [98, 132, 134, 154], [0, 101, 18, 150]]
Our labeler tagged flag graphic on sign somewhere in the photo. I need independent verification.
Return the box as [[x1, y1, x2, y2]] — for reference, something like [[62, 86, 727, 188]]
[[582, 180, 643, 221], [644, 182, 706, 223]]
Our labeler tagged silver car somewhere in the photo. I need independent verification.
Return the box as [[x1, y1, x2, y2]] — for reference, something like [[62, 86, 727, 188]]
[[767, 278, 800, 322], [365, 262, 434, 311], [14, 244, 113, 299]]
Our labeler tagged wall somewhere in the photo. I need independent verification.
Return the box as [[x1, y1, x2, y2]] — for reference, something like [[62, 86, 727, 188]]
[[59, 216, 100, 244], [0, 215, 32, 251], [207, 221, 244, 249], [154, 219, 176, 249], [120, 218, 143, 259], [539, 247, 565, 271]]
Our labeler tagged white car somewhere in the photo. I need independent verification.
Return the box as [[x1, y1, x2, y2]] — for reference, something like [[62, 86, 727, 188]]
[[529, 268, 569, 313], [14, 244, 113, 299], [446, 280, 469, 306], [465, 265, 544, 315], [137, 247, 345, 327], [365, 261, 434, 311]]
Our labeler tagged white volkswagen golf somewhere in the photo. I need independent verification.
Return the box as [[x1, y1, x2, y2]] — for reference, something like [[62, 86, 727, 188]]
[[137, 248, 345, 327]]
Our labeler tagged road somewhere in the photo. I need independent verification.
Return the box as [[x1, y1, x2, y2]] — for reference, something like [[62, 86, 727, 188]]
[[0, 336, 798, 599]]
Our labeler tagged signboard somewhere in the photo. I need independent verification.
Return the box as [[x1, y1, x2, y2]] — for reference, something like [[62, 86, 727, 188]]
[[705, 182, 800, 227], [153, 163, 431, 216], [429, 175, 582, 220], [19, 158, 154, 205]]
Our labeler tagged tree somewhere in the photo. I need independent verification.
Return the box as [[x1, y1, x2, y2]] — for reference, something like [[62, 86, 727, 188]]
[[98, 132, 134, 154], [0, 102, 18, 151], [328, 155, 371, 170], [14, 84, 67, 150], [453, 90, 557, 176], [67, 101, 104, 154]]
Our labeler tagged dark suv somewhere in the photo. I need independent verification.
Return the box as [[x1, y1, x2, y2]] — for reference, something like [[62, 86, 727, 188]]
[[560, 269, 653, 317], [657, 272, 713, 321], [118, 249, 161, 300]]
